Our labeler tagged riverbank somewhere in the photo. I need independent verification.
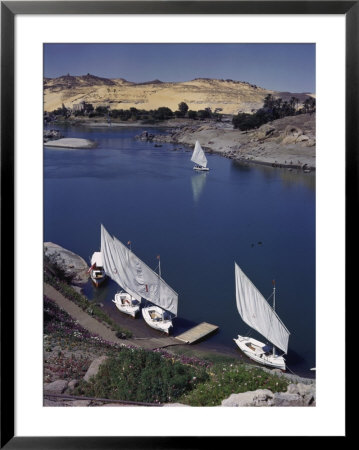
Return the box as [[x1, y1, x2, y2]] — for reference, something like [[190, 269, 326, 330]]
[[47, 114, 315, 170], [137, 113, 316, 170]]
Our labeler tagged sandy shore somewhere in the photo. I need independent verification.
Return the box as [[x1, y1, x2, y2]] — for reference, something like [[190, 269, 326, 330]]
[[45, 137, 97, 149]]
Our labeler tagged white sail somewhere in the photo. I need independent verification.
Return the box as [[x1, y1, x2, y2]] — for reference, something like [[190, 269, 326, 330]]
[[191, 141, 208, 168], [100, 225, 142, 301], [113, 237, 178, 316], [235, 263, 290, 354], [101, 224, 178, 315]]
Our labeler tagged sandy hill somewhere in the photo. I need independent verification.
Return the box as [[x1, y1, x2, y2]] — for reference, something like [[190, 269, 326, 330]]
[[44, 74, 313, 115]]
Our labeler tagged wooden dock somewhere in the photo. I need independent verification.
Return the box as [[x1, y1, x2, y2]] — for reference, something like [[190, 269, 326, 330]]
[[175, 322, 219, 344]]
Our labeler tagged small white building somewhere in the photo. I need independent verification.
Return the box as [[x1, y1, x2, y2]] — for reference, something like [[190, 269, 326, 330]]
[[72, 101, 85, 112]]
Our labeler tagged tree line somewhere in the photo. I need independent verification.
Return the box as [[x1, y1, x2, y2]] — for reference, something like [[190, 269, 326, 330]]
[[232, 94, 316, 131], [47, 101, 221, 123]]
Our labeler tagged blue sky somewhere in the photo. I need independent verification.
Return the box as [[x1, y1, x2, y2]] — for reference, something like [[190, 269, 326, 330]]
[[44, 43, 315, 93]]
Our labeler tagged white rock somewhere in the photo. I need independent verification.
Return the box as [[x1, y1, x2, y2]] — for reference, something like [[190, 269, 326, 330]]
[[68, 379, 79, 390], [287, 383, 299, 395], [252, 389, 274, 406], [272, 392, 305, 406], [222, 391, 259, 407], [44, 379, 68, 394], [84, 356, 108, 382]]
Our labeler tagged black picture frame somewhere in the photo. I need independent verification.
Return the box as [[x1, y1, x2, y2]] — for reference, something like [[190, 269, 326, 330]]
[[1, 1, 353, 447]]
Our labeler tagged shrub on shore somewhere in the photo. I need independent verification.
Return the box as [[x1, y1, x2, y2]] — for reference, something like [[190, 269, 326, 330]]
[[75, 348, 209, 404], [73, 343, 289, 406], [179, 363, 289, 406]]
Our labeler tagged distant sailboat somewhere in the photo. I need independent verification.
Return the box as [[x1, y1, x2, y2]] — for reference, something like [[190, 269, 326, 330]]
[[191, 141, 209, 171], [101, 225, 140, 317], [233, 263, 290, 370]]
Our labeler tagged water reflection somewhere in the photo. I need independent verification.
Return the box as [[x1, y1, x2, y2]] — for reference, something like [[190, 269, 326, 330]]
[[231, 159, 315, 191], [191, 172, 208, 203]]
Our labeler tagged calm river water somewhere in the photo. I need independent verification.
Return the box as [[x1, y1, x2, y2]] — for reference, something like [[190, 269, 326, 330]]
[[44, 124, 315, 377]]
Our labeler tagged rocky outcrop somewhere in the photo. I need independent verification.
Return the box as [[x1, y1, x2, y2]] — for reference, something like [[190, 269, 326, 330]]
[[137, 131, 155, 142], [43, 129, 63, 143], [44, 242, 89, 285], [222, 389, 274, 407], [221, 383, 315, 407]]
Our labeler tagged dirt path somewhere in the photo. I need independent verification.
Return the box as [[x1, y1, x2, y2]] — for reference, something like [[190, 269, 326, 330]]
[[44, 283, 181, 351]]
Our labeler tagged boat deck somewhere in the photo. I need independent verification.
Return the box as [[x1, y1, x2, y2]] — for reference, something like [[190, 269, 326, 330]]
[[175, 322, 219, 344]]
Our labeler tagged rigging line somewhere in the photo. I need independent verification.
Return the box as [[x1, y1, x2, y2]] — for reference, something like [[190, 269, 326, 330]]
[[285, 364, 302, 379]]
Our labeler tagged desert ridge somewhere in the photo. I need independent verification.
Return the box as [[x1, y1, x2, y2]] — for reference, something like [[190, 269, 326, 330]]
[[44, 74, 313, 115]]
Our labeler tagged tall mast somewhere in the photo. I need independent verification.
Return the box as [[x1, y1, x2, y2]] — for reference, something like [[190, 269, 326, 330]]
[[272, 279, 276, 356], [157, 255, 161, 278], [157, 255, 161, 310]]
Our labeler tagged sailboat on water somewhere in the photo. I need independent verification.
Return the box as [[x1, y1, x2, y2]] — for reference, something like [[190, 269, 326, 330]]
[[191, 140, 209, 171], [101, 225, 141, 317], [88, 251, 107, 287], [101, 225, 178, 331], [233, 263, 290, 370], [140, 254, 178, 334]]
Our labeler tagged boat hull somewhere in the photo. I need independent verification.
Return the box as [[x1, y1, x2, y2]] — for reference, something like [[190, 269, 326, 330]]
[[142, 305, 173, 334], [233, 335, 286, 370], [112, 292, 140, 318], [90, 272, 106, 287], [193, 166, 209, 171]]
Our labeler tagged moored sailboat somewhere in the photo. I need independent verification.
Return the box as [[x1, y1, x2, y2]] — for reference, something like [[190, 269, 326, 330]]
[[140, 255, 178, 334], [88, 251, 106, 287], [100, 225, 178, 329], [233, 263, 290, 370], [101, 225, 140, 317], [191, 141, 209, 171]]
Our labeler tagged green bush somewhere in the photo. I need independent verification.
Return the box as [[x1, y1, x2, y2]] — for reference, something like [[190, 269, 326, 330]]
[[75, 348, 209, 403]]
